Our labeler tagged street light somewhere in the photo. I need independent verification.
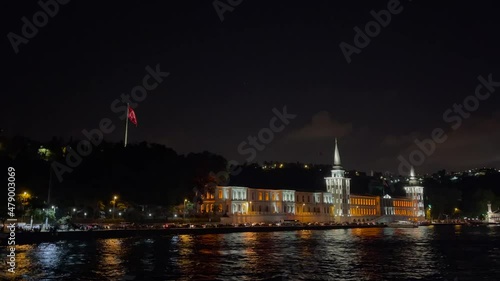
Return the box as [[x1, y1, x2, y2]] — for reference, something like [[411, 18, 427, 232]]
[[184, 199, 188, 220], [112, 196, 118, 219], [84, 212, 87, 218], [21, 192, 29, 222]]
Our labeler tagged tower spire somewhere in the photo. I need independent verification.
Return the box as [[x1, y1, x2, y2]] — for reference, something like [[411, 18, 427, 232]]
[[409, 166, 418, 185], [333, 138, 342, 168]]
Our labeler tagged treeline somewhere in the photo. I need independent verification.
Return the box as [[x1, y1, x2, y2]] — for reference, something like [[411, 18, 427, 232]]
[[0, 136, 226, 212]]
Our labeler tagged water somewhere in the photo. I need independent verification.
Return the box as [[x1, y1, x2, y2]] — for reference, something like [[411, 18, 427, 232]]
[[1, 225, 499, 280]]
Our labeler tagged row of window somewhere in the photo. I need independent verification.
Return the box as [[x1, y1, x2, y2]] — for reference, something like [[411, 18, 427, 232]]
[[350, 208, 377, 216], [394, 209, 414, 216], [394, 200, 414, 207], [351, 198, 376, 206], [216, 188, 345, 204]]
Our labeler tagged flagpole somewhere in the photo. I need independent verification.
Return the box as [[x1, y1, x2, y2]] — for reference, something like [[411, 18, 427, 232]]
[[124, 103, 129, 147]]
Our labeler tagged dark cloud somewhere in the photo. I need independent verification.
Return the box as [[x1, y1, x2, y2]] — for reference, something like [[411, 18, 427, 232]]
[[285, 111, 352, 141]]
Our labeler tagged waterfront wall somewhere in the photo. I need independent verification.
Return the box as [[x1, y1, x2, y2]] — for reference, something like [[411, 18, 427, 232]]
[[220, 213, 343, 224]]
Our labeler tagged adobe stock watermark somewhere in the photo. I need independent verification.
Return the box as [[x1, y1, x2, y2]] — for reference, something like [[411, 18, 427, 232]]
[[397, 74, 500, 175], [51, 64, 170, 182], [7, 0, 71, 54], [210, 106, 297, 185], [213, 0, 243, 22], [339, 0, 410, 64]]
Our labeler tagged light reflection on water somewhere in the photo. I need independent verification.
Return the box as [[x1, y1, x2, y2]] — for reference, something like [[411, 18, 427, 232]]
[[0, 225, 499, 280]]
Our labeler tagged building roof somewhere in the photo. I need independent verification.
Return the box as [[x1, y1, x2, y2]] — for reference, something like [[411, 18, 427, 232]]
[[333, 138, 342, 169]]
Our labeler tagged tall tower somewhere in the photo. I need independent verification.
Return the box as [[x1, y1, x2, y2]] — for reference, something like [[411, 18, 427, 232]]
[[404, 166, 425, 220], [487, 202, 493, 223], [325, 138, 351, 221]]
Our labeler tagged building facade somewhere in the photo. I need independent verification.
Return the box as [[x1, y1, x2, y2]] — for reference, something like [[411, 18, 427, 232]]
[[487, 202, 500, 223], [203, 139, 425, 224]]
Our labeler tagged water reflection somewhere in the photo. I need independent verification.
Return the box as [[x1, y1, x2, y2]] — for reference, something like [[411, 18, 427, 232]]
[[0, 226, 499, 280]]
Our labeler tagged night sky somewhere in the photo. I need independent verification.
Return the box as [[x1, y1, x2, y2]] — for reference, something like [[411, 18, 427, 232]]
[[3, 1, 500, 174]]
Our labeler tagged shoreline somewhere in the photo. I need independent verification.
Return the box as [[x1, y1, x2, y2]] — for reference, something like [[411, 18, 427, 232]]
[[3, 224, 386, 245]]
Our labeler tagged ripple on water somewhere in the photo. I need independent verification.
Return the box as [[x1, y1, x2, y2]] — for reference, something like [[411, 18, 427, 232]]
[[1, 226, 499, 280]]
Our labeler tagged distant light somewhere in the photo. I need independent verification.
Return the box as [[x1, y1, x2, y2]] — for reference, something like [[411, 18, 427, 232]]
[[73, 208, 76, 212], [174, 214, 177, 218], [148, 213, 152, 216], [109, 209, 112, 212], [119, 212, 122, 216], [279, 163, 284, 168], [84, 212, 87, 216]]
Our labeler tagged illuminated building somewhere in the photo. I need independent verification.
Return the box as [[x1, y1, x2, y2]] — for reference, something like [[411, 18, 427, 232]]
[[204, 139, 425, 224]]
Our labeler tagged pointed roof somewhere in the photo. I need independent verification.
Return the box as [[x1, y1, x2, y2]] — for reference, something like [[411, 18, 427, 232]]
[[409, 166, 419, 185], [333, 138, 342, 169]]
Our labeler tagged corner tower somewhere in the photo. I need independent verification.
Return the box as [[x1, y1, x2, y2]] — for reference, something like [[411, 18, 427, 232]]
[[325, 138, 351, 221], [403, 166, 425, 220]]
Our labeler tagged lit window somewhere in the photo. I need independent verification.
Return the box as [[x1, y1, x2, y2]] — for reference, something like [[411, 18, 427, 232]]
[[218, 190, 223, 199]]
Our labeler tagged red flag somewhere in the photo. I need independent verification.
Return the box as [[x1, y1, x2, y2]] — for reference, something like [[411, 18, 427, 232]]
[[128, 106, 138, 126]]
